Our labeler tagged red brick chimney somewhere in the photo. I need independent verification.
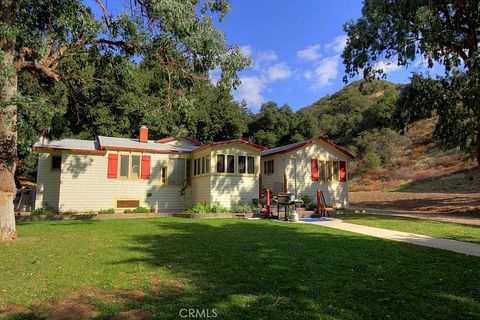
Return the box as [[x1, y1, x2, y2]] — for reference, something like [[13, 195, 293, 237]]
[[139, 125, 148, 143]]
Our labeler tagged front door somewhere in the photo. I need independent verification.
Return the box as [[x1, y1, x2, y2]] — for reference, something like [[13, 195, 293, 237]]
[[285, 158, 297, 197]]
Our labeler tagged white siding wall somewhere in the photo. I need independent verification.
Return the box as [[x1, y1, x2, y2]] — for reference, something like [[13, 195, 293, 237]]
[[36, 151, 191, 212], [289, 142, 349, 208], [260, 155, 285, 195], [35, 153, 61, 210], [191, 175, 211, 204], [208, 145, 261, 209]]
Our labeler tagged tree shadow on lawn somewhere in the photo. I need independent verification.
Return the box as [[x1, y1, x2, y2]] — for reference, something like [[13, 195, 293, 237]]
[[4, 220, 480, 319]]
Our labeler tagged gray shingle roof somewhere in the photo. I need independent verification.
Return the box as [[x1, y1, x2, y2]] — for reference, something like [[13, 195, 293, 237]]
[[33, 138, 99, 151], [260, 140, 305, 156], [98, 136, 199, 152], [33, 136, 200, 153]]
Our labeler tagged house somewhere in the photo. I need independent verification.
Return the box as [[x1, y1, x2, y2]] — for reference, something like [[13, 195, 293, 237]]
[[33, 126, 266, 213], [260, 137, 355, 208]]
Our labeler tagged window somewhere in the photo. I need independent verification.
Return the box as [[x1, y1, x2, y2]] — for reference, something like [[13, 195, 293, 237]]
[[264, 159, 274, 174], [205, 156, 210, 174], [332, 161, 340, 182], [217, 154, 225, 173], [326, 161, 333, 181], [168, 158, 185, 185], [51, 155, 61, 171], [119, 155, 129, 178], [201, 157, 206, 174], [194, 159, 198, 176], [160, 167, 167, 184], [186, 160, 191, 184], [227, 155, 235, 173], [247, 156, 255, 174], [131, 155, 141, 179], [319, 160, 326, 182], [238, 156, 246, 174]]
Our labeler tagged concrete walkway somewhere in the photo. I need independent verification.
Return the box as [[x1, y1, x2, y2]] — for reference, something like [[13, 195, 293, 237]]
[[350, 206, 480, 226], [304, 219, 480, 257]]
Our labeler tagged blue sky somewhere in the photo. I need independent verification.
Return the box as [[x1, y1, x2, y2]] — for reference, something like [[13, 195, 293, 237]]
[[214, 0, 438, 111], [86, 0, 441, 112]]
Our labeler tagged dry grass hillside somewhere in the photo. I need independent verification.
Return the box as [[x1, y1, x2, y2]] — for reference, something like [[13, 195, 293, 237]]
[[350, 118, 479, 193]]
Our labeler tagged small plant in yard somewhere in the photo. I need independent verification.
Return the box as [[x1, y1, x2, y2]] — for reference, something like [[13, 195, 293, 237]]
[[230, 202, 254, 213], [84, 210, 98, 215], [98, 208, 115, 214], [186, 203, 229, 214], [63, 209, 78, 215], [300, 194, 312, 207], [30, 208, 55, 216], [124, 207, 151, 214]]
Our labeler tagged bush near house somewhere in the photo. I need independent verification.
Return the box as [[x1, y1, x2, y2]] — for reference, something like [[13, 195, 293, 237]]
[[124, 207, 151, 214], [30, 208, 55, 216], [230, 202, 254, 213], [186, 203, 229, 214], [98, 208, 115, 214]]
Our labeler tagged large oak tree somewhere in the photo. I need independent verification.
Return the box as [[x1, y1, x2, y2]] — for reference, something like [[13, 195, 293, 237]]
[[342, 0, 480, 165], [0, 0, 248, 241]]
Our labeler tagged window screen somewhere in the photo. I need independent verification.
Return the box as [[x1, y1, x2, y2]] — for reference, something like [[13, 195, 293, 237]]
[[120, 155, 129, 178], [238, 156, 246, 174], [131, 155, 140, 179], [217, 154, 225, 173], [168, 158, 185, 185], [227, 155, 235, 173], [51, 155, 61, 170], [247, 156, 255, 174]]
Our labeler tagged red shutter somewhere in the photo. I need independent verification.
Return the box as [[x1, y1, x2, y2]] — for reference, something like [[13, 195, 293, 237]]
[[339, 161, 347, 182], [311, 159, 319, 181], [141, 155, 151, 179], [107, 154, 118, 179]]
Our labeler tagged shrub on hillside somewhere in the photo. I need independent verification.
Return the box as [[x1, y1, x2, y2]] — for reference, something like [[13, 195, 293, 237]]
[[353, 128, 407, 170]]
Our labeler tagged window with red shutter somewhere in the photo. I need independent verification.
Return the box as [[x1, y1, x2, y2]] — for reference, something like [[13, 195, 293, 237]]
[[107, 154, 118, 179], [141, 155, 151, 179], [339, 161, 347, 182], [311, 159, 319, 181]]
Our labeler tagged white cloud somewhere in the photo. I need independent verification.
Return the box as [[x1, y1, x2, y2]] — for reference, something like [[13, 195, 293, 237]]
[[255, 50, 278, 68], [266, 63, 292, 81], [297, 44, 322, 61], [240, 45, 252, 58], [373, 60, 402, 73], [303, 70, 313, 80], [311, 55, 340, 88], [233, 76, 265, 108], [208, 67, 221, 85], [325, 35, 348, 53]]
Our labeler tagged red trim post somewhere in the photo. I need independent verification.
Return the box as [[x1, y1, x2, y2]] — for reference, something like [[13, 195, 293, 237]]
[[265, 189, 271, 217], [316, 189, 321, 216], [283, 173, 288, 192]]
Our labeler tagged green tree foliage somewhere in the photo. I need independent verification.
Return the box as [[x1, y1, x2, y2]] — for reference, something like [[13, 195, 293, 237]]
[[301, 80, 400, 145], [248, 101, 318, 148], [397, 73, 478, 160], [342, 0, 480, 165], [352, 128, 408, 170]]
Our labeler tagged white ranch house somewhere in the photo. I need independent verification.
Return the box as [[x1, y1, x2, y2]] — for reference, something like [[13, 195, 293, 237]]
[[260, 137, 355, 208], [33, 126, 353, 213]]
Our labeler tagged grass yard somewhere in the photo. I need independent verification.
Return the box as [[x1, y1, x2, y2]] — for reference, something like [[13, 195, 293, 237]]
[[333, 213, 480, 244], [1, 218, 479, 320]]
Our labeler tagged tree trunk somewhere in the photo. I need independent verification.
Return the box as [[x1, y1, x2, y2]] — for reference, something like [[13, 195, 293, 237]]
[[0, 0, 19, 241], [476, 117, 480, 167]]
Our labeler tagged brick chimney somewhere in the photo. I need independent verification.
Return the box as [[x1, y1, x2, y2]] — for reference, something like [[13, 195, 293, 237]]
[[139, 125, 148, 143]]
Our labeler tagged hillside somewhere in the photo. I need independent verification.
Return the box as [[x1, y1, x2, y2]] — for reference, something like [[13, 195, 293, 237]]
[[350, 118, 479, 192], [299, 79, 478, 193]]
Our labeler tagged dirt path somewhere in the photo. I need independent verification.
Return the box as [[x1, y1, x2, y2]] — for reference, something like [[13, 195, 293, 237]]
[[350, 191, 480, 217]]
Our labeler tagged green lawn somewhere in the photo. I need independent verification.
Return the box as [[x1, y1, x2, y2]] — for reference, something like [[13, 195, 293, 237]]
[[332, 213, 480, 244], [1, 218, 479, 319]]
